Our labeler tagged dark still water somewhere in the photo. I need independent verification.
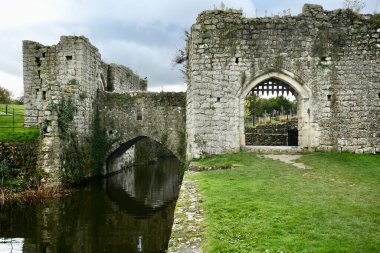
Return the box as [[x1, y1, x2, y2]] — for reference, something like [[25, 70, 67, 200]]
[[0, 158, 183, 253]]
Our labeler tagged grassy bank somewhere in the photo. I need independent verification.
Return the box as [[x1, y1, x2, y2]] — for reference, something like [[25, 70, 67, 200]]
[[191, 152, 380, 252], [0, 104, 40, 142]]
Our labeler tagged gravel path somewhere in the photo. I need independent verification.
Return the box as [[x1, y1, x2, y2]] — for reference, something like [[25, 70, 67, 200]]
[[260, 154, 307, 169]]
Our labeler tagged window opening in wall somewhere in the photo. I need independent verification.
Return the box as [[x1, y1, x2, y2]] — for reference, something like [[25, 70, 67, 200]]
[[42, 91, 46, 100], [35, 89, 39, 99], [217, 97, 221, 102], [42, 52, 46, 58], [65, 55, 73, 60], [35, 57, 41, 67], [244, 78, 298, 147], [235, 57, 240, 64], [327, 95, 332, 101], [321, 56, 327, 61], [108, 130, 113, 135], [137, 108, 143, 120], [378, 93, 380, 99], [38, 70, 41, 79]]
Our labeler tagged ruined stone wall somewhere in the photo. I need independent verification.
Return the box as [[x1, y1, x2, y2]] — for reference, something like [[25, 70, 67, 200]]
[[186, 4, 380, 159], [23, 36, 147, 185], [107, 64, 147, 93], [245, 121, 298, 146]]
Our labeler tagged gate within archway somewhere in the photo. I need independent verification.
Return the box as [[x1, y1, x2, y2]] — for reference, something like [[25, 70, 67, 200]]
[[239, 71, 314, 150], [244, 77, 298, 147]]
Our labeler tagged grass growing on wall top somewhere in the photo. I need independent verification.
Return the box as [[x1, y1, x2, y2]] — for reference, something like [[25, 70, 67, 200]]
[[0, 104, 40, 142], [191, 152, 380, 252]]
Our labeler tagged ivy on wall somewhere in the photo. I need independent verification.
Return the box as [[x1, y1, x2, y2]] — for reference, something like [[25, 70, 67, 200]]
[[52, 99, 76, 137]]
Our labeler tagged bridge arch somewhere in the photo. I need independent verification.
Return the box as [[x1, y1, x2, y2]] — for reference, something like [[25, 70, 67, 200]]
[[106, 135, 179, 173], [99, 91, 186, 171], [239, 71, 317, 149]]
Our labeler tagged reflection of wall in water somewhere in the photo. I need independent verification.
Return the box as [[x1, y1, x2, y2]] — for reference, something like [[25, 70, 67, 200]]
[[2, 181, 177, 253], [108, 159, 181, 208], [107, 146, 135, 174]]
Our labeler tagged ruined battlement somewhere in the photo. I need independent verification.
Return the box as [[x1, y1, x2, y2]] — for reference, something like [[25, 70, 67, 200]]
[[23, 36, 146, 134]]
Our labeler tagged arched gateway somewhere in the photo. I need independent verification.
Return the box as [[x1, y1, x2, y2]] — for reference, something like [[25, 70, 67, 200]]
[[239, 71, 316, 149]]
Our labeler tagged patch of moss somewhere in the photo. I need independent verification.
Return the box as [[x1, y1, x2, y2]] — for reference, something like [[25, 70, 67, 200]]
[[68, 79, 78, 86]]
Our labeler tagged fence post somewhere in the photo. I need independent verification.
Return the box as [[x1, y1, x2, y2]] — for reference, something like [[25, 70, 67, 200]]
[[5, 104, 7, 114], [12, 108, 15, 132]]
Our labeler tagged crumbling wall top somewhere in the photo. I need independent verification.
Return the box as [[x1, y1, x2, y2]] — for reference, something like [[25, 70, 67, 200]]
[[302, 4, 324, 14]]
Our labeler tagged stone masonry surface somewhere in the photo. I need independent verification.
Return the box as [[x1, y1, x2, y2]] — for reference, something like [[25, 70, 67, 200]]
[[245, 121, 298, 146], [99, 91, 186, 162], [186, 4, 380, 159], [168, 171, 204, 253], [23, 36, 148, 185]]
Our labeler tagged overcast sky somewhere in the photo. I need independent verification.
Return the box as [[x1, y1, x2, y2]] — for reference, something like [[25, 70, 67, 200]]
[[0, 0, 378, 98]]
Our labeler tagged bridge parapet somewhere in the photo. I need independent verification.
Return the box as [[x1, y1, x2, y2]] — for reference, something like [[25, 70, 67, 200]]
[[99, 91, 186, 161]]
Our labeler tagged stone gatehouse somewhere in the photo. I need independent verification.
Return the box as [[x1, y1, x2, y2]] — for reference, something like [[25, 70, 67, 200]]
[[186, 4, 380, 159]]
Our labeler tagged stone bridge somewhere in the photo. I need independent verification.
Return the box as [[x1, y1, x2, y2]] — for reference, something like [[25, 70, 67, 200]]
[[98, 91, 186, 162]]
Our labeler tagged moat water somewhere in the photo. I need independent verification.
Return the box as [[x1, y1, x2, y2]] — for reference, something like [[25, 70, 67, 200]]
[[0, 158, 183, 253]]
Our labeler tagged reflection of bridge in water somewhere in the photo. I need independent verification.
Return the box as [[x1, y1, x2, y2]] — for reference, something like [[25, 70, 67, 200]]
[[106, 158, 183, 217], [0, 158, 183, 253]]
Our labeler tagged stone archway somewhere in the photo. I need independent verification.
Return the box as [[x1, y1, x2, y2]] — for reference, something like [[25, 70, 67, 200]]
[[239, 71, 318, 150]]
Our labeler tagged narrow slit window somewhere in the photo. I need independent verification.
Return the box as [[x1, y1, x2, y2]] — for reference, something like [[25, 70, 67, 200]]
[[235, 57, 240, 64], [38, 70, 41, 79], [378, 93, 380, 99], [42, 91, 46, 100], [42, 52, 46, 58], [217, 97, 221, 102], [327, 95, 332, 101], [65, 55, 73, 60], [35, 89, 39, 99], [137, 108, 143, 120], [35, 57, 41, 67]]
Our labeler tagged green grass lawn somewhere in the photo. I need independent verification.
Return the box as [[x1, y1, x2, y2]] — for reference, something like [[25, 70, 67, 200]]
[[191, 152, 380, 253], [0, 104, 40, 142]]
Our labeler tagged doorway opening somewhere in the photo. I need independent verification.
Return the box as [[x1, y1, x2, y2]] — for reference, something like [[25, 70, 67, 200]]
[[244, 78, 299, 146]]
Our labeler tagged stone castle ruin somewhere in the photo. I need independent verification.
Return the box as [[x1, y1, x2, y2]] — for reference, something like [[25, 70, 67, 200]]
[[185, 4, 380, 159], [22, 4, 380, 185], [23, 36, 185, 185]]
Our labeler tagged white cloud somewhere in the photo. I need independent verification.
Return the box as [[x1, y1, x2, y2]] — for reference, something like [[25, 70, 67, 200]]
[[0, 70, 23, 98], [0, 0, 378, 99], [0, 0, 60, 28], [148, 83, 187, 93]]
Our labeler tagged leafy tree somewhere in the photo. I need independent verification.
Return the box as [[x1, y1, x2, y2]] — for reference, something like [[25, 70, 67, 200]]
[[13, 95, 24, 105], [0, 86, 12, 104], [245, 94, 297, 116]]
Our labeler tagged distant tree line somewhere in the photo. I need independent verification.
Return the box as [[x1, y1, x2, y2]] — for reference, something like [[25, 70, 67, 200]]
[[0, 85, 23, 104], [245, 94, 297, 117]]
